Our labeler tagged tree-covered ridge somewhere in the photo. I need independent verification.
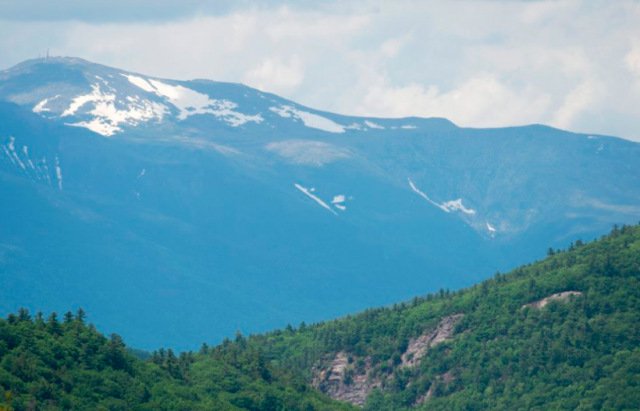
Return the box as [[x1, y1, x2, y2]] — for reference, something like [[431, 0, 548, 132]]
[[0, 310, 355, 411], [246, 224, 640, 410], [1, 223, 639, 411]]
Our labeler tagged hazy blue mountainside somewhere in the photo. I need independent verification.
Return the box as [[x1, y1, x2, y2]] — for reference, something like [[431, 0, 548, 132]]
[[1, 57, 639, 350]]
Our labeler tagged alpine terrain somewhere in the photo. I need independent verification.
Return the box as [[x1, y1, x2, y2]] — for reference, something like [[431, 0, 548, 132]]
[[1, 57, 640, 350]]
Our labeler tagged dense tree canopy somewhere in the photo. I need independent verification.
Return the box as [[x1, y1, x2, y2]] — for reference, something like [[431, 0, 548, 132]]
[[246, 223, 640, 411], [0, 309, 354, 411]]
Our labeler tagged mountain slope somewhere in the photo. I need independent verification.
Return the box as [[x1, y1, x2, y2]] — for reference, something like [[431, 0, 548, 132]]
[[1, 56, 640, 350], [246, 224, 640, 410]]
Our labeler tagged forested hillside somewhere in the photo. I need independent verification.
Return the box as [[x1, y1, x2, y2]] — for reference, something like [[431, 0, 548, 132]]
[[0, 311, 354, 411], [1, 224, 639, 411], [246, 224, 640, 410]]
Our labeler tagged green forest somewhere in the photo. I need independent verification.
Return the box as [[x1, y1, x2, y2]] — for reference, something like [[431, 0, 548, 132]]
[[2, 223, 640, 410], [252, 223, 640, 410], [0, 310, 354, 411]]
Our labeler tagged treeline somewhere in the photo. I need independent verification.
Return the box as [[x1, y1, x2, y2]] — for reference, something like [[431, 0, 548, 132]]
[[0, 309, 354, 411], [241, 223, 640, 410]]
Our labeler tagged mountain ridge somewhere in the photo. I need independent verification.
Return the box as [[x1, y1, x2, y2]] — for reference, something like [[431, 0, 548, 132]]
[[1, 57, 640, 350], [245, 223, 640, 410], [1, 56, 457, 138]]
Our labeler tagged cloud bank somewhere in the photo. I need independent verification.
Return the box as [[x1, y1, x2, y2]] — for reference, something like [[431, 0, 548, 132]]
[[1, 0, 640, 141]]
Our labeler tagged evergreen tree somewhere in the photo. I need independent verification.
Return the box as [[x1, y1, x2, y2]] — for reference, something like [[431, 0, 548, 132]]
[[76, 307, 86, 323], [47, 312, 61, 335], [63, 311, 74, 323], [17, 308, 30, 322]]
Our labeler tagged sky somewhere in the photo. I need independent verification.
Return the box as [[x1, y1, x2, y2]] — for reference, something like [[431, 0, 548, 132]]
[[1, 0, 640, 141]]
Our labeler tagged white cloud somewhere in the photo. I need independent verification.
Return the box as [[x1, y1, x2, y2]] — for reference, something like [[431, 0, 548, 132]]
[[244, 55, 304, 92], [551, 80, 602, 130], [379, 33, 412, 58], [356, 74, 551, 127], [626, 47, 640, 79]]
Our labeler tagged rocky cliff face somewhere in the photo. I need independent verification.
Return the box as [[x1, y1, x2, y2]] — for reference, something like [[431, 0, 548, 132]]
[[312, 351, 381, 407], [401, 314, 464, 368], [523, 291, 582, 309], [313, 314, 464, 407]]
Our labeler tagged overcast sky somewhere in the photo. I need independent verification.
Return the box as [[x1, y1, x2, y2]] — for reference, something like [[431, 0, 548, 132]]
[[2, 0, 640, 141]]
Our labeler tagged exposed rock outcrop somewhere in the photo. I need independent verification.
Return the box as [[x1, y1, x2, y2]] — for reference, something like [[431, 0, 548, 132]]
[[312, 351, 380, 407], [523, 291, 582, 309], [401, 314, 464, 368], [312, 314, 463, 407]]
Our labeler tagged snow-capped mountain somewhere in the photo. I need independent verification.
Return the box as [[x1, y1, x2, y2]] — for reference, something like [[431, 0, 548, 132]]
[[2, 56, 427, 135], [2, 57, 640, 350]]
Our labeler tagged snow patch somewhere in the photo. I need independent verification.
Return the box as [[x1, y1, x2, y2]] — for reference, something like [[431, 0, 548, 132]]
[[295, 184, 337, 215], [121, 74, 157, 93], [138, 168, 146, 178], [364, 120, 384, 130], [149, 79, 262, 126], [62, 84, 169, 136], [2, 146, 16, 166], [332, 195, 346, 211], [22, 146, 35, 170], [62, 84, 107, 117], [55, 155, 63, 189], [33, 98, 52, 113], [6, 137, 26, 170], [66, 118, 120, 136], [270, 105, 345, 133], [408, 178, 447, 212], [408, 178, 475, 215], [42, 157, 51, 185], [441, 199, 476, 215], [486, 222, 496, 232], [401, 125, 417, 129]]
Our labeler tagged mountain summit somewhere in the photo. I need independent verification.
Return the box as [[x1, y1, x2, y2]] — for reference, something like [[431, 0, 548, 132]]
[[1, 57, 640, 349], [1, 56, 450, 137]]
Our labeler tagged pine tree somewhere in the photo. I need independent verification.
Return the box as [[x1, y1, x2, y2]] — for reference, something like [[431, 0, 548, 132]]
[[47, 312, 61, 335], [104, 333, 128, 371], [64, 311, 74, 323], [17, 308, 31, 322], [76, 308, 86, 323], [200, 342, 209, 354]]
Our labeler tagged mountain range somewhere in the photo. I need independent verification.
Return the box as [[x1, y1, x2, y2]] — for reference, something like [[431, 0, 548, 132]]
[[1, 56, 640, 350]]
